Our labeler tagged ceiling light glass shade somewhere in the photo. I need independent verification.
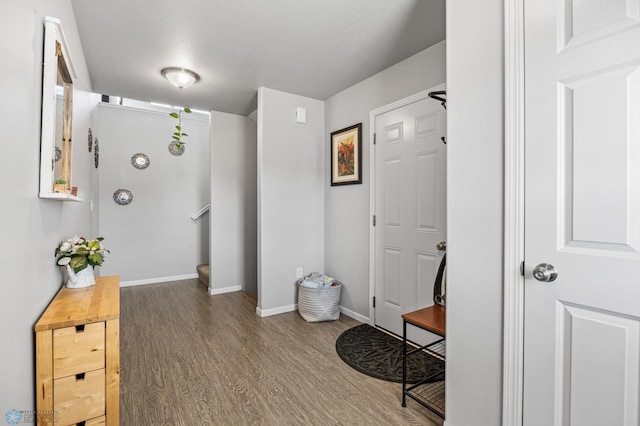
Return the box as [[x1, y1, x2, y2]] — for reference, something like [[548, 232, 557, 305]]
[[161, 67, 200, 89]]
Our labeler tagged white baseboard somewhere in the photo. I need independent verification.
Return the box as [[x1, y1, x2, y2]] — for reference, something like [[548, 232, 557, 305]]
[[256, 303, 298, 317], [255, 304, 367, 321], [339, 305, 369, 323], [120, 273, 199, 287], [208, 285, 242, 295]]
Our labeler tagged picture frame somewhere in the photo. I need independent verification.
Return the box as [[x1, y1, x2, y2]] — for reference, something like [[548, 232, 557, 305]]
[[330, 123, 362, 186]]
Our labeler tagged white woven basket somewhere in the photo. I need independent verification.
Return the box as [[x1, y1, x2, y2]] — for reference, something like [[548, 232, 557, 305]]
[[297, 282, 342, 322]]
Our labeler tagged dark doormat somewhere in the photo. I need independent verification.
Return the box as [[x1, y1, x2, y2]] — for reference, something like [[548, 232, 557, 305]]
[[335, 324, 444, 384]]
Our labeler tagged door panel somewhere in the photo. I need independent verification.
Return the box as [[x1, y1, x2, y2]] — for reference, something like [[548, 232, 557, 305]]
[[524, 0, 640, 424], [562, 67, 640, 251], [417, 150, 438, 230], [556, 303, 640, 426], [384, 156, 403, 227], [373, 93, 446, 339], [384, 248, 402, 310], [560, 0, 640, 49]]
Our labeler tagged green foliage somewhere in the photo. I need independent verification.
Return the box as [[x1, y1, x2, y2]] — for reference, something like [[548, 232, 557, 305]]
[[169, 107, 192, 149], [88, 252, 103, 265], [56, 236, 109, 273], [55, 177, 67, 184], [69, 255, 88, 271]]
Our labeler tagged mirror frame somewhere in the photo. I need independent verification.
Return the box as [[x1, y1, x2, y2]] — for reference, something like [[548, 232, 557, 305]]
[[39, 17, 79, 200]]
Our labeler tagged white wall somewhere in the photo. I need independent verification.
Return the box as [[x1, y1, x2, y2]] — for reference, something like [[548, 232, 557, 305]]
[[324, 41, 446, 319], [0, 0, 97, 414], [96, 104, 210, 284], [446, 1, 504, 425], [257, 87, 325, 315], [210, 111, 257, 294]]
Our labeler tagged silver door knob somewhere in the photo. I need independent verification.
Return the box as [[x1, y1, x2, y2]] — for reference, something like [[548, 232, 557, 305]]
[[533, 263, 558, 282]]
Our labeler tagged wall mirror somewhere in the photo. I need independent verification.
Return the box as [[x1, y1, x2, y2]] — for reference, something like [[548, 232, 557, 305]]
[[40, 17, 79, 200]]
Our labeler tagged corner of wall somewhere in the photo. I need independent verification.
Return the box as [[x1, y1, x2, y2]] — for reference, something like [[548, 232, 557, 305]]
[[209, 110, 257, 295], [256, 88, 325, 314]]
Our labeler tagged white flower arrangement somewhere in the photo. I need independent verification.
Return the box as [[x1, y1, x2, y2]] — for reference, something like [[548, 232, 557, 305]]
[[55, 236, 108, 273]]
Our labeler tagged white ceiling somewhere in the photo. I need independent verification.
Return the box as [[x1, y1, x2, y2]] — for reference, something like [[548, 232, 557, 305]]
[[71, 0, 445, 116]]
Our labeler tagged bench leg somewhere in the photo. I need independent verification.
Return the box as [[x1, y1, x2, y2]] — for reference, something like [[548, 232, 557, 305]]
[[402, 319, 407, 407]]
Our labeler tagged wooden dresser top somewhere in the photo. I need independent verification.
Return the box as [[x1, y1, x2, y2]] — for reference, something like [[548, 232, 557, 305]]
[[35, 275, 120, 332]]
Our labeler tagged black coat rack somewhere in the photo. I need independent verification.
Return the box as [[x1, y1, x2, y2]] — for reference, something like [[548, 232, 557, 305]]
[[428, 90, 447, 144]]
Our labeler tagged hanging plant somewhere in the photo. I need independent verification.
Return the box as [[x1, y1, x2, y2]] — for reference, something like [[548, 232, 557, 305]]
[[169, 107, 192, 151]]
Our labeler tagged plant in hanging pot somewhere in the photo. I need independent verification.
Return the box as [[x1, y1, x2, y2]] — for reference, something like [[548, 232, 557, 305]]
[[168, 107, 191, 155], [54, 177, 67, 193], [55, 236, 109, 288]]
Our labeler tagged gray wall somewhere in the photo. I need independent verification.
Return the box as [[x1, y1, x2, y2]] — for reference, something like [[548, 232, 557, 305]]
[[324, 41, 446, 319], [96, 104, 210, 283], [257, 87, 325, 315], [210, 111, 257, 294], [0, 0, 96, 414], [446, 0, 504, 424]]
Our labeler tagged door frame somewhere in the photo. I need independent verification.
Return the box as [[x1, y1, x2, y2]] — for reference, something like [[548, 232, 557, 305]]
[[367, 86, 446, 327], [503, 0, 525, 425]]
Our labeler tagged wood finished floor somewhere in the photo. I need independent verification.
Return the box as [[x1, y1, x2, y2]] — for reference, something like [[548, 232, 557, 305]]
[[120, 279, 444, 425]]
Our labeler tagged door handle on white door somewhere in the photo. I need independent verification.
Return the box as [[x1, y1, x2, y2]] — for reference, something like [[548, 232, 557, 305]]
[[533, 263, 558, 282]]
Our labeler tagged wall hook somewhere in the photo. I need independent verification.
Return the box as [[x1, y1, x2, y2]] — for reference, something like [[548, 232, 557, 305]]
[[428, 90, 447, 110]]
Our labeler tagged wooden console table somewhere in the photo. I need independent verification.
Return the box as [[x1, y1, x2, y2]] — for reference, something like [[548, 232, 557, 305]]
[[401, 305, 446, 418], [35, 275, 120, 425]]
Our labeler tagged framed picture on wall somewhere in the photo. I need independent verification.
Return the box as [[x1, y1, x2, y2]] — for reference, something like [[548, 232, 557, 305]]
[[330, 123, 362, 186]]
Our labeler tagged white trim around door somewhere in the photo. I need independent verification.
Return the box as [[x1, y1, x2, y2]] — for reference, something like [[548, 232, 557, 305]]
[[503, 0, 525, 425]]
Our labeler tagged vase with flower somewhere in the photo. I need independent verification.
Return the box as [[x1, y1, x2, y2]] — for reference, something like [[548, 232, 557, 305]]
[[55, 236, 108, 288]]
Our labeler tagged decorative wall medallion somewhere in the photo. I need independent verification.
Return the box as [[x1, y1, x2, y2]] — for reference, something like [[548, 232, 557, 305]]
[[88, 128, 93, 152], [131, 153, 150, 169], [113, 188, 133, 205], [94, 138, 99, 168], [168, 141, 185, 156], [55, 146, 62, 162]]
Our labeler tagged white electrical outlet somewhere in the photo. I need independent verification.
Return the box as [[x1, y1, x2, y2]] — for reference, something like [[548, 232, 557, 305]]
[[296, 267, 303, 278]]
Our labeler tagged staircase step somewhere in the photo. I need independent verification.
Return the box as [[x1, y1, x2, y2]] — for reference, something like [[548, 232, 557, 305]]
[[196, 264, 209, 286]]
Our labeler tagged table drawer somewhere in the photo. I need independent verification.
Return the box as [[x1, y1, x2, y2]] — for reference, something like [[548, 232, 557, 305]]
[[53, 369, 105, 425], [53, 322, 105, 379]]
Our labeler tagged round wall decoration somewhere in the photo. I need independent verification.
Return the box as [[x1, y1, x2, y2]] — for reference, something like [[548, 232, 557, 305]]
[[94, 138, 99, 168], [88, 128, 93, 152], [113, 188, 133, 206], [131, 153, 150, 169], [168, 141, 185, 156]]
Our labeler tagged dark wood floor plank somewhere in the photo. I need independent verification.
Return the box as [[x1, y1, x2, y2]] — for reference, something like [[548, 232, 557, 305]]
[[120, 279, 443, 425]]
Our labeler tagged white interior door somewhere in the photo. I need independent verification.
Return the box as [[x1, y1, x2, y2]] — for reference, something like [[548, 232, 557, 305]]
[[524, 1, 640, 425], [373, 90, 446, 338]]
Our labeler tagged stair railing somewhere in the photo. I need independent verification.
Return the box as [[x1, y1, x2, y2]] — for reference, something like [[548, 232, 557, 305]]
[[191, 203, 210, 222]]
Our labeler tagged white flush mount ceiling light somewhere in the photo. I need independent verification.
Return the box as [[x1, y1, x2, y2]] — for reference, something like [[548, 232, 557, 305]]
[[161, 67, 200, 89]]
